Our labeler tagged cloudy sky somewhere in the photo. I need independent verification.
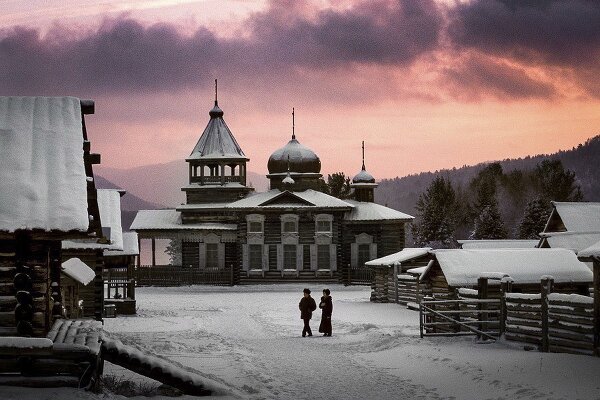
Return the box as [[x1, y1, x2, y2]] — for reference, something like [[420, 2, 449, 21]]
[[1, 0, 599, 178]]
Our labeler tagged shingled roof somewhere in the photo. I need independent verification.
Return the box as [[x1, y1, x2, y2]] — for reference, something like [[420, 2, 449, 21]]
[[187, 100, 247, 161]]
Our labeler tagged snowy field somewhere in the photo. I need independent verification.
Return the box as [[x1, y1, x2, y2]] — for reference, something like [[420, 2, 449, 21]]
[[3, 284, 600, 399]]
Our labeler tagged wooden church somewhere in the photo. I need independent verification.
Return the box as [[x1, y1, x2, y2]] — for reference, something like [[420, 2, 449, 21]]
[[131, 85, 413, 283]]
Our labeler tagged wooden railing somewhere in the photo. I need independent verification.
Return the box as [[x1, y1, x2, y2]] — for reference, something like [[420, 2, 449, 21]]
[[348, 266, 374, 286], [189, 175, 243, 184], [134, 265, 234, 286]]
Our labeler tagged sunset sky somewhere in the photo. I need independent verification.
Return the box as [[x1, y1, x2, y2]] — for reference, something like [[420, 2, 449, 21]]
[[1, 0, 599, 179]]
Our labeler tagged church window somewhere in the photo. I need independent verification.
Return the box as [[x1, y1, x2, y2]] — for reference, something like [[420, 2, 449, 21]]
[[317, 245, 330, 269], [283, 220, 297, 233], [249, 244, 262, 269], [206, 243, 219, 268], [284, 244, 297, 268], [248, 221, 263, 233]]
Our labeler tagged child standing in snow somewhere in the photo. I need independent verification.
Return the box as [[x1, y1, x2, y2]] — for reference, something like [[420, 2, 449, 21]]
[[319, 288, 333, 336], [299, 288, 317, 337]]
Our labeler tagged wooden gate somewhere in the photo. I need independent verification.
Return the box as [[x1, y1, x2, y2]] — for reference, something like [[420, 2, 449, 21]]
[[419, 297, 502, 340]]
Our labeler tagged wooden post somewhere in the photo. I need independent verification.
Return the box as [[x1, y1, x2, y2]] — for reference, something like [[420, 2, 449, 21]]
[[540, 276, 554, 352], [593, 259, 600, 357], [393, 263, 399, 304], [137, 237, 141, 268], [478, 277, 489, 338], [151, 238, 156, 267], [500, 277, 513, 337], [230, 264, 234, 286]]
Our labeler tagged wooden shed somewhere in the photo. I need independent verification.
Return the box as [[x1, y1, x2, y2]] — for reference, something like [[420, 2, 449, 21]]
[[365, 248, 432, 303], [421, 248, 593, 300]]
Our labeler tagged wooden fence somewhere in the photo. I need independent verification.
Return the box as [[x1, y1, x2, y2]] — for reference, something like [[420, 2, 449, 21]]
[[417, 275, 599, 357], [420, 296, 502, 339], [504, 278, 596, 355], [134, 265, 234, 286]]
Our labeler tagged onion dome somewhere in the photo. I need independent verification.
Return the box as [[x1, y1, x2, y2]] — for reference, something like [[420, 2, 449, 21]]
[[352, 141, 376, 184], [268, 137, 321, 174], [352, 166, 375, 184]]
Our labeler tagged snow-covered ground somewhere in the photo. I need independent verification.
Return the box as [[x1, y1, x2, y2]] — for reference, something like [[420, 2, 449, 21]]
[[3, 284, 600, 399]]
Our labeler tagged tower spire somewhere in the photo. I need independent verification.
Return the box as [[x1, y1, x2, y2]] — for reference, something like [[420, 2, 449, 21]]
[[214, 79, 218, 106], [292, 107, 296, 140], [362, 141, 366, 171]]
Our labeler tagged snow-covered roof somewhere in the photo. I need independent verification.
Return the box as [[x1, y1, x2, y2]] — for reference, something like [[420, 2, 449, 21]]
[[365, 248, 432, 267], [344, 200, 413, 221], [61, 257, 95, 286], [578, 239, 600, 260], [458, 239, 539, 249], [228, 189, 352, 209], [541, 231, 600, 253], [548, 202, 600, 232], [187, 102, 247, 161], [131, 209, 237, 231], [62, 189, 123, 251], [430, 249, 592, 287], [0, 96, 89, 233], [105, 231, 139, 256]]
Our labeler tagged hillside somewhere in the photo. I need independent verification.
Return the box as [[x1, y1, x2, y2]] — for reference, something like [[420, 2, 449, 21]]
[[376, 135, 600, 218]]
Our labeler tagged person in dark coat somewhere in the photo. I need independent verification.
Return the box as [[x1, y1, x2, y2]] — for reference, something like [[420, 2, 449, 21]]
[[299, 288, 317, 337], [318, 288, 333, 336]]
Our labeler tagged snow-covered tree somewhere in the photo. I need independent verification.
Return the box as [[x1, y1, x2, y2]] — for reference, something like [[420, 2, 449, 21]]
[[535, 159, 583, 202], [412, 176, 459, 247], [470, 203, 508, 240], [517, 197, 550, 239], [165, 239, 182, 265]]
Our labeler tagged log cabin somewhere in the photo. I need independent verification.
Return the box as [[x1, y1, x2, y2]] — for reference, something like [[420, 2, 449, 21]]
[[131, 88, 414, 284], [421, 248, 592, 301], [0, 96, 106, 387]]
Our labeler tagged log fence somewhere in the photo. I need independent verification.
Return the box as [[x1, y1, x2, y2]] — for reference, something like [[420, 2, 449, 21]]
[[134, 265, 234, 286]]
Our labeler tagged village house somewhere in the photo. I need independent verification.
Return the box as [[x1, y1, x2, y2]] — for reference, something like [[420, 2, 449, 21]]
[[131, 90, 413, 283], [539, 201, 600, 257], [0, 96, 107, 386]]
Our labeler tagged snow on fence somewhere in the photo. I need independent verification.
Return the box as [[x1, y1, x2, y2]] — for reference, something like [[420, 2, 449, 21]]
[[505, 288, 596, 355]]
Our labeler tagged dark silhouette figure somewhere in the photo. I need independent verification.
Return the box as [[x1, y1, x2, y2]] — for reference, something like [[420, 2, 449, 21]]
[[299, 288, 317, 337], [319, 288, 333, 336]]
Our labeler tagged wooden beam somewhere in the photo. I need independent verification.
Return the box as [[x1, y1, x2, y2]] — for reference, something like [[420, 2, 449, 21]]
[[594, 259, 600, 357], [80, 99, 95, 115], [151, 238, 156, 267]]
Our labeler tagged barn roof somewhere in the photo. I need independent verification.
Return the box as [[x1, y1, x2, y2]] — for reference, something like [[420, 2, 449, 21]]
[[0, 96, 89, 233], [62, 189, 123, 251], [61, 257, 95, 286], [187, 101, 247, 161], [365, 248, 431, 267], [578, 239, 600, 260], [458, 239, 538, 249], [344, 200, 413, 222], [545, 202, 600, 232], [131, 209, 237, 231], [429, 248, 592, 287], [540, 231, 600, 253]]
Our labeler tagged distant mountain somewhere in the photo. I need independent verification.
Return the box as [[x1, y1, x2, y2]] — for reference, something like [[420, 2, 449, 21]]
[[376, 135, 600, 217], [96, 160, 270, 209], [93, 175, 164, 230]]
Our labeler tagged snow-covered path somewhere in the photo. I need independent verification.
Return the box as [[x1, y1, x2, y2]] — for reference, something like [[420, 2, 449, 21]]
[[101, 284, 600, 400]]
